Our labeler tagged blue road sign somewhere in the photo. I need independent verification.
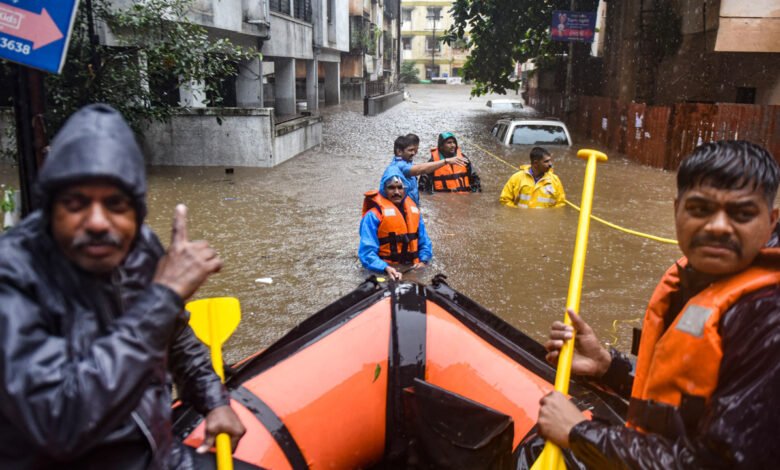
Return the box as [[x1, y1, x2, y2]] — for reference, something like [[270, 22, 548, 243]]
[[0, 0, 80, 73]]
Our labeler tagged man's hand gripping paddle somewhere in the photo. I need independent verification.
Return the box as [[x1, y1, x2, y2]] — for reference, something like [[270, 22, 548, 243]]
[[531, 149, 608, 470], [187, 297, 241, 470]]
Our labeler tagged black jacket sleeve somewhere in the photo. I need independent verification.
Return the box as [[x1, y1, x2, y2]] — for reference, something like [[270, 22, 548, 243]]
[[169, 322, 230, 415], [135, 226, 229, 416], [568, 286, 780, 469]]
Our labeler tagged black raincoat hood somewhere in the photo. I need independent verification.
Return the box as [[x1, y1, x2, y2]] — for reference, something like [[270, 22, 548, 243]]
[[36, 104, 147, 221]]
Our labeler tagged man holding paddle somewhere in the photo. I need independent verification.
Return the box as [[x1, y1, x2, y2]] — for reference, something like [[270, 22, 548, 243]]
[[539, 141, 780, 468], [0, 104, 245, 467]]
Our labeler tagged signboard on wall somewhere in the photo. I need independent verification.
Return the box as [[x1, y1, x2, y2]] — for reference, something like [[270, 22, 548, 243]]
[[0, 0, 80, 73], [551, 10, 596, 43]]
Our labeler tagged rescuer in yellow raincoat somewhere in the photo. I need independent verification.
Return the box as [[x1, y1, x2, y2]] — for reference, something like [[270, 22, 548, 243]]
[[499, 147, 565, 208]]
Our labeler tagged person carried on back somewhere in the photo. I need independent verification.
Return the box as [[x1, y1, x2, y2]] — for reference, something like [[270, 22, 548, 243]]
[[538, 140, 780, 468], [419, 132, 481, 194], [359, 168, 432, 281], [0, 104, 246, 468]]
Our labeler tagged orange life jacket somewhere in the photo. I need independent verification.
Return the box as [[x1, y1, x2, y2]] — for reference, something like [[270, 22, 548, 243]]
[[430, 148, 471, 192], [627, 248, 780, 437], [362, 190, 421, 264]]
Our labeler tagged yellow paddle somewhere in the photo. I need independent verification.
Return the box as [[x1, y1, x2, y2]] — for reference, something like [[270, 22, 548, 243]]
[[186, 297, 242, 470], [531, 149, 608, 470]]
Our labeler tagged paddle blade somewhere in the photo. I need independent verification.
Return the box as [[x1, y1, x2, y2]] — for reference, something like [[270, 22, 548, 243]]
[[186, 297, 241, 346]]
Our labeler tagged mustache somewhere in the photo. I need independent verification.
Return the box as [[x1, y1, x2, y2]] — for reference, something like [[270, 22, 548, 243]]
[[72, 232, 122, 250], [690, 234, 741, 255]]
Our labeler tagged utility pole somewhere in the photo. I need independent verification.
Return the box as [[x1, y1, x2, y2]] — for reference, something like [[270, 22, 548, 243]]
[[564, 0, 575, 114], [427, 9, 440, 79]]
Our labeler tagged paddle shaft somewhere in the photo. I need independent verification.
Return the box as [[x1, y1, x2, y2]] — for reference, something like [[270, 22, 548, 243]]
[[208, 307, 234, 470], [532, 150, 605, 470]]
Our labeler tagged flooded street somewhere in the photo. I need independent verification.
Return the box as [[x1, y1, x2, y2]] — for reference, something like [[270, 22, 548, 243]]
[[0, 85, 682, 361]]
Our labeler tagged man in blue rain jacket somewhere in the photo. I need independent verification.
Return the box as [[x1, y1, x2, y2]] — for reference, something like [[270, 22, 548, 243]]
[[359, 169, 432, 280]]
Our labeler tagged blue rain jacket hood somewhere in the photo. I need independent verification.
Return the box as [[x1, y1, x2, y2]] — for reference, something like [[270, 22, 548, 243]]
[[379, 166, 407, 199], [36, 104, 147, 221]]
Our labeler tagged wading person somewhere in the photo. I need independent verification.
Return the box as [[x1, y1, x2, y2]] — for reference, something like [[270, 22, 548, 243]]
[[419, 132, 481, 194], [383, 134, 469, 205], [499, 147, 565, 208], [539, 140, 780, 468], [359, 170, 432, 280], [0, 104, 246, 468]]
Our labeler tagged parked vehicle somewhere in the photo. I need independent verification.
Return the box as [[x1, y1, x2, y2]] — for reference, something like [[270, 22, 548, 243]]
[[486, 99, 524, 110], [491, 118, 572, 146]]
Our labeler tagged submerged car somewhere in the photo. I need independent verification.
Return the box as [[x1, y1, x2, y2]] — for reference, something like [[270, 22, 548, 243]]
[[491, 118, 572, 146], [486, 99, 524, 110]]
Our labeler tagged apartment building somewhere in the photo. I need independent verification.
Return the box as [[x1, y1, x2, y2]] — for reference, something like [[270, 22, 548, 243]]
[[340, 0, 400, 99], [400, 0, 467, 80]]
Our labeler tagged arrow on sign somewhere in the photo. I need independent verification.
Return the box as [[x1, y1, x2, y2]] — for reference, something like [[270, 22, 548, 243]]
[[0, 5, 63, 50]]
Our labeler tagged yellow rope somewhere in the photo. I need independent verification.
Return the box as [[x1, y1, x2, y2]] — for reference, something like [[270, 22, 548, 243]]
[[469, 141, 678, 245]]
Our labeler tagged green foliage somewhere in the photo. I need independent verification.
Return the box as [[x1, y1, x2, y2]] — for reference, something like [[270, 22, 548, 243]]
[[45, 0, 262, 133], [445, 0, 595, 96], [400, 61, 420, 84], [0, 186, 14, 214]]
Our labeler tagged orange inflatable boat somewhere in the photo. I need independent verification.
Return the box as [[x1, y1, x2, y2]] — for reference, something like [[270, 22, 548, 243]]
[[173, 275, 626, 469]]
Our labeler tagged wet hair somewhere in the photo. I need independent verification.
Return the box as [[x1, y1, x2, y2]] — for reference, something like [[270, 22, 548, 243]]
[[530, 147, 551, 163], [394, 135, 413, 155], [406, 133, 420, 145], [677, 140, 779, 207]]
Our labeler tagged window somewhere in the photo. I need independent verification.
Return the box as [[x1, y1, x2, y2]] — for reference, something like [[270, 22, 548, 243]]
[[402, 37, 412, 50], [509, 125, 570, 146], [496, 124, 508, 142], [426, 7, 441, 29], [402, 8, 412, 24], [293, 0, 311, 22], [735, 87, 756, 104], [270, 0, 290, 15], [425, 36, 441, 52], [425, 65, 440, 79], [327, 0, 334, 24]]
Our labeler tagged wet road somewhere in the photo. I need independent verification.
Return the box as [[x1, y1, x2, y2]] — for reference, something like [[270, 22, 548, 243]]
[[0, 85, 682, 361]]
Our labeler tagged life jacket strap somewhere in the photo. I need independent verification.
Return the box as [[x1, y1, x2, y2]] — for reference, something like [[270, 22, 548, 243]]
[[432, 173, 468, 182], [627, 395, 706, 439], [379, 231, 419, 264]]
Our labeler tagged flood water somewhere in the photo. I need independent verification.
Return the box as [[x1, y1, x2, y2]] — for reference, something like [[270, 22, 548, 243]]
[[0, 85, 683, 362]]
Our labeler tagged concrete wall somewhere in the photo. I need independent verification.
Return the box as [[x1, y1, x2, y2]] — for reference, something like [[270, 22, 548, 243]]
[[142, 108, 321, 167], [274, 116, 323, 165], [142, 108, 275, 167], [264, 14, 314, 59], [365, 90, 404, 116]]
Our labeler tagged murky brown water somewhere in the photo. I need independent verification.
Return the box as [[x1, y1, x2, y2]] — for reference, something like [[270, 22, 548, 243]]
[[0, 85, 683, 362]]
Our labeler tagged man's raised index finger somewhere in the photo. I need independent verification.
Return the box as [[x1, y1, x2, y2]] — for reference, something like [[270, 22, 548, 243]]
[[172, 204, 188, 245]]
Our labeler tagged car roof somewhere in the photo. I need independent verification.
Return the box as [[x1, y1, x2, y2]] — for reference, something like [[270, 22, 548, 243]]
[[495, 118, 569, 126]]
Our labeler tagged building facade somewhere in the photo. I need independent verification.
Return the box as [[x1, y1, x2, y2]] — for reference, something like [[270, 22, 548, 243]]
[[601, 0, 780, 105], [400, 0, 467, 80], [340, 0, 400, 100]]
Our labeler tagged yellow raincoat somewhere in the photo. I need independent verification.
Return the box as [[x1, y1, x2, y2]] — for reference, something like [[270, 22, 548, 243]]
[[499, 164, 565, 208]]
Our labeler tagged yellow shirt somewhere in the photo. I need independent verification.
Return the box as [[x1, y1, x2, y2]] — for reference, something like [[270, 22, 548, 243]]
[[499, 165, 565, 208]]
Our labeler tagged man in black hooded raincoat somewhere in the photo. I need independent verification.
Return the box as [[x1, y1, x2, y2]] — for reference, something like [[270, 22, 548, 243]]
[[539, 140, 780, 469], [0, 104, 245, 468]]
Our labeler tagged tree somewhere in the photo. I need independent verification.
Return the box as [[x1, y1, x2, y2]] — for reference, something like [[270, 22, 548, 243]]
[[400, 61, 420, 84], [445, 0, 596, 96], [44, 0, 262, 133]]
